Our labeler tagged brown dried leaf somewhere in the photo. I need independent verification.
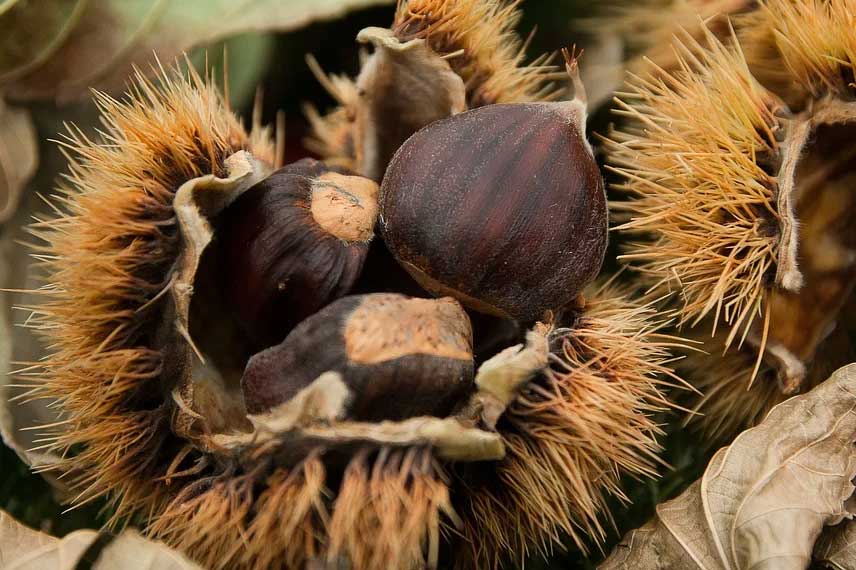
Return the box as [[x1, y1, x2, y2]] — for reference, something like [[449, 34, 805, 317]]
[[0, 510, 205, 570], [0, 102, 102, 477], [0, 228, 60, 472], [0, 510, 55, 565], [601, 363, 856, 570], [0, 99, 38, 222], [815, 521, 856, 570], [0, 231, 15, 455], [95, 532, 206, 570]]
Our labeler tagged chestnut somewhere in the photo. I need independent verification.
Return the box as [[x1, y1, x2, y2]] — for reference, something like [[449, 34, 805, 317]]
[[379, 101, 608, 322], [241, 293, 474, 421], [217, 158, 379, 349]]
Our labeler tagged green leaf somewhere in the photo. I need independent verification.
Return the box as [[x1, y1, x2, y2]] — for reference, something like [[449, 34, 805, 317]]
[[0, 0, 87, 81], [0, 0, 394, 101]]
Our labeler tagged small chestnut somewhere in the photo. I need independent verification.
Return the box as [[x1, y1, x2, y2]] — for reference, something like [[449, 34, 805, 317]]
[[241, 293, 474, 421], [379, 100, 608, 322], [217, 159, 379, 349]]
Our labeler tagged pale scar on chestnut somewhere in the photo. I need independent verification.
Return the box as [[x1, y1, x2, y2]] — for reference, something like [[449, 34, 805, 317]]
[[310, 172, 379, 243], [344, 295, 473, 364]]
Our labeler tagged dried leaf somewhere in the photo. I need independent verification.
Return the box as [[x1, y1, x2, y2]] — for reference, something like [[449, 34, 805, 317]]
[[0, 510, 204, 570], [815, 521, 856, 570], [0, 510, 55, 565], [601, 363, 856, 570], [95, 532, 206, 570], [0, 102, 103, 477], [0, 232, 14, 455], [0, 99, 38, 222], [0, 0, 395, 101], [0, 228, 59, 472]]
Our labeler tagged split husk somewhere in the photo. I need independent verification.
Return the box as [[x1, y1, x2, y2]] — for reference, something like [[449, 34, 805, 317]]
[[3, 59, 691, 568], [304, 0, 561, 178], [12, 62, 505, 570]]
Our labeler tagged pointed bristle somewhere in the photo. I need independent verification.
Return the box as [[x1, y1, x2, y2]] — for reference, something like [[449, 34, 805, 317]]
[[303, 103, 358, 171], [681, 315, 855, 442], [20, 62, 272, 524], [456, 286, 685, 568], [606, 27, 782, 349], [148, 459, 328, 570], [302, 61, 360, 168], [745, 0, 856, 101], [679, 333, 781, 442], [241, 460, 328, 569], [328, 447, 454, 570], [146, 473, 256, 569], [393, 0, 559, 105]]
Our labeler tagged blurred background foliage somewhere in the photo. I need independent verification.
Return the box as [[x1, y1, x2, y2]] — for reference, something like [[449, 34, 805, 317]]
[[0, 1, 715, 567]]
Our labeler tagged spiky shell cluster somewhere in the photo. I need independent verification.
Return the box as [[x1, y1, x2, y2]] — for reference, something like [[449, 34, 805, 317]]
[[739, 0, 856, 108], [391, 0, 559, 106], [12, 3, 692, 569], [595, 0, 754, 77], [609, 30, 782, 349], [22, 75, 679, 570], [20, 73, 685, 565], [607, 0, 856, 437]]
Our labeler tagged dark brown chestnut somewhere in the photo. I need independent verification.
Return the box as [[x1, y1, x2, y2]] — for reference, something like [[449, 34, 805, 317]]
[[379, 101, 608, 322], [241, 293, 474, 421], [218, 158, 379, 349]]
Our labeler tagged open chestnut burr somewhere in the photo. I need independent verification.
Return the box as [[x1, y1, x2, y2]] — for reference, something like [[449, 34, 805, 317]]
[[16, 4, 683, 570]]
